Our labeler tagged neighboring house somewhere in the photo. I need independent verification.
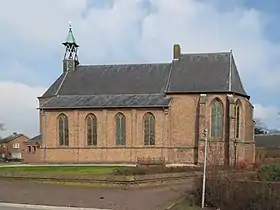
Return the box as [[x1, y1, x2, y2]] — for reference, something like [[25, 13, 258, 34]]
[[36, 24, 255, 164], [0, 132, 29, 160], [22, 134, 41, 163], [255, 134, 280, 161]]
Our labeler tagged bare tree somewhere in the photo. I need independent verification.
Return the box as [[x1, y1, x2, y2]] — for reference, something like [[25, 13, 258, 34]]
[[254, 118, 267, 134], [0, 123, 5, 139]]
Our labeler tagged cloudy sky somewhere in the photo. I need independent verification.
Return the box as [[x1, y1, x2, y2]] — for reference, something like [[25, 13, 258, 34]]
[[0, 0, 280, 137]]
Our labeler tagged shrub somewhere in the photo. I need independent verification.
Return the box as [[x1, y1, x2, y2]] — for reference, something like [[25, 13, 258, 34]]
[[193, 175, 280, 210], [237, 159, 248, 170], [113, 166, 201, 176], [257, 163, 280, 182], [113, 165, 243, 176]]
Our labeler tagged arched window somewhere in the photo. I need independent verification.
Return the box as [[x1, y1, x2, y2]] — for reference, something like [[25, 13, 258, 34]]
[[86, 114, 97, 146], [211, 99, 223, 138], [115, 113, 126, 145], [235, 101, 241, 139], [143, 113, 155, 145], [58, 114, 69, 146]]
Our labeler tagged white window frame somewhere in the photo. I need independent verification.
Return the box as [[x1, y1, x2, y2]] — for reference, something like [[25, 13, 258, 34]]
[[13, 143, 20, 149]]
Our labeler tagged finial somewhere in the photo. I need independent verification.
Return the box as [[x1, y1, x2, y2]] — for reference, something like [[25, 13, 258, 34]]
[[69, 21, 72, 29]]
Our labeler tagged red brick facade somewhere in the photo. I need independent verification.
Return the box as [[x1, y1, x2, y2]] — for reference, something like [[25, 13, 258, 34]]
[[32, 93, 255, 165], [0, 133, 29, 160]]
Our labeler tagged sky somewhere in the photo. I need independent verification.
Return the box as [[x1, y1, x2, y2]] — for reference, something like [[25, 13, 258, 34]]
[[0, 0, 280, 138]]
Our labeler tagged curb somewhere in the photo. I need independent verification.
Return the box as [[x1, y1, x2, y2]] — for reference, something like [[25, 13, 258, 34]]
[[0, 202, 111, 210]]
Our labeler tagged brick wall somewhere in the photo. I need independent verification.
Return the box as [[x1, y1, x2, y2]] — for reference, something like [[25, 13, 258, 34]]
[[22, 142, 41, 163], [36, 93, 255, 164]]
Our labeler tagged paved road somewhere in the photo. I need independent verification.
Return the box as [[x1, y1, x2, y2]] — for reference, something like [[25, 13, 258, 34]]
[[0, 180, 191, 210]]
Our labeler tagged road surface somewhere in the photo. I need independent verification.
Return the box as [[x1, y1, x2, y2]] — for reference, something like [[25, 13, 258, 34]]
[[0, 180, 191, 210]]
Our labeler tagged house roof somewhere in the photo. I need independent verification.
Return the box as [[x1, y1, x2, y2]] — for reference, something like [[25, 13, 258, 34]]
[[0, 133, 26, 143], [40, 51, 248, 109], [29, 134, 42, 143], [255, 134, 280, 148]]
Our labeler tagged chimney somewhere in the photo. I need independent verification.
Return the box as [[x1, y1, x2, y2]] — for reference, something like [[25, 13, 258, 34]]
[[173, 44, 181, 60]]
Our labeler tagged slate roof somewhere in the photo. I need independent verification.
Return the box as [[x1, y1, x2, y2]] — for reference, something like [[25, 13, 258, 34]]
[[43, 64, 171, 96], [42, 94, 171, 109], [255, 134, 280, 148], [28, 134, 42, 143], [0, 133, 25, 143], [167, 53, 246, 95], [40, 51, 248, 109]]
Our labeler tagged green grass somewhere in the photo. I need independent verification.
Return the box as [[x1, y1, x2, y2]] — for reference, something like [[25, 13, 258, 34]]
[[0, 166, 127, 175]]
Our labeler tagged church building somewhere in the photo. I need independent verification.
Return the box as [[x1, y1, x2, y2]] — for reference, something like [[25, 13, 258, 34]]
[[37, 24, 255, 165]]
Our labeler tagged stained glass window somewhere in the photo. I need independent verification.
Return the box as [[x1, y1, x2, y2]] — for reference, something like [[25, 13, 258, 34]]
[[116, 113, 126, 145], [86, 114, 97, 146], [235, 102, 241, 139], [58, 114, 69, 146], [211, 99, 223, 138], [144, 113, 155, 145]]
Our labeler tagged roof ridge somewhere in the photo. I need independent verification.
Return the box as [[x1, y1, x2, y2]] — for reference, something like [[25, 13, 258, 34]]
[[78, 62, 170, 68], [180, 51, 231, 56], [228, 50, 233, 91], [56, 93, 167, 97], [55, 71, 69, 96], [164, 60, 174, 93]]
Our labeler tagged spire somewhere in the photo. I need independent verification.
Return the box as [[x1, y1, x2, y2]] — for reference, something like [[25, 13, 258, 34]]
[[63, 21, 79, 47], [62, 21, 79, 72]]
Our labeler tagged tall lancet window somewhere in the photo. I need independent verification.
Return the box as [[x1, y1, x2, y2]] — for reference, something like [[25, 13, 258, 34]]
[[235, 101, 241, 139], [86, 114, 97, 146], [115, 113, 126, 146], [211, 99, 223, 138], [144, 113, 155, 145], [58, 114, 69, 146]]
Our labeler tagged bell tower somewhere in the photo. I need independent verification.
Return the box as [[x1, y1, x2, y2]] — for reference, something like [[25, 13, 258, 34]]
[[62, 21, 79, 72]]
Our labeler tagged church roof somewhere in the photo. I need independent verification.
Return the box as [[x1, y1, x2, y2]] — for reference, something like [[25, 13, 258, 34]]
[[40, 51, 248, 109], [44, 63, 171, 96], [41, 94, 171, 109], [167, 52, 246, 95]]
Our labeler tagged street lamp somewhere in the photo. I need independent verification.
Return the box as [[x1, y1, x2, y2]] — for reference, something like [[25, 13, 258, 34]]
[[201, 128, 208, 208]]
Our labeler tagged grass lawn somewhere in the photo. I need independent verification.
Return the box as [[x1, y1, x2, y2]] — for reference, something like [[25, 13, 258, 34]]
[[0, 166, 128, 175]]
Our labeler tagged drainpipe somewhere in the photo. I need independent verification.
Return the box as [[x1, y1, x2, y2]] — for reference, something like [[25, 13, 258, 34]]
[[42, 109, 47, 164], [234, 139, 237, 167], [201, 128, 208, 209]]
